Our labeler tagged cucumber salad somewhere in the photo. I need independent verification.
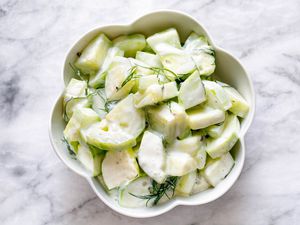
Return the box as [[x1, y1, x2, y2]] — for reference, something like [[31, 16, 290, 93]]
[[62, 28, 249, 208]]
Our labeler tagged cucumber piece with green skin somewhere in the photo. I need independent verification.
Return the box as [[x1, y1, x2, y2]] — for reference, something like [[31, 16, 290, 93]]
[[90, 89, 107, 119], [77, 143, 104, 176], [138, 131, 166, 183], [166, 136, 201, 156], [102, 149, 139, 190], [207, 121, 226, 138], [203, 152, 234, 186], [192, 171, 210, 194], [195, 144, 207, 170], [135, 51, 162, 68], [89, 47, 124, 88], [119, 176, 153, 208], [166, 151, 197, 176], [187, 105, 225, 130], [178, 71, 206, 109], [83, 122, 136, 151], [138, 75, 159, 93], [203, 80, 232, 111], [63, 108, 100, 150], [113, 34, 146, 57], [223, 86, 249, 118], [184, 32, 216, 76], [146, 28, 181, 53], [134, 82, 178, 108], [175, 170, 197, 196], [104, 56, 132, 100], [75, 34, 111, 74], [147, 102, 189, 143], [206, 114, 240, 159], [106, 94, 145, 138]]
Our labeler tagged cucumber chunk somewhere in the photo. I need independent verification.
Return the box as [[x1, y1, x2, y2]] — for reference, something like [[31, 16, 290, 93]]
[[102, 149, 139, 189], [207, 121, 226, 138], [203, 80, 232, 111], [175, 170, 197, 196], [195, 145, 207, 170], [187, 105, 225, 130], [203, 152, 234, 186], [147, 102, 189, 143], [206, 114, 240, 159], [90, 89, 107, 119], [136, 51, 162, 68], [119, 176, 152, 208], [75, 34, 111, 74], [184, 32, 215, 76], [104, 56, 133, 100], [166, 151, 197, 176], [223, 86, 249, 118], [77, 143, 104, 176], [192, 171, 211, 194], [134, 82, 178, 108], [137, 131, 166, 183], [63, 108, 100, 149], [113, 34, 146, 57], [178, 71, 206, 109], [146, 28, 181, 53], [166, 136, 201, 156], [84, 122, 136, 151], [105, 94, 145, 138], [138, 75, 159, 93], [89, 47, 124, 88]]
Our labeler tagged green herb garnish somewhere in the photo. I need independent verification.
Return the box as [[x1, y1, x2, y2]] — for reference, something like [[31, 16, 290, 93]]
[[129, 176, 178, 206]]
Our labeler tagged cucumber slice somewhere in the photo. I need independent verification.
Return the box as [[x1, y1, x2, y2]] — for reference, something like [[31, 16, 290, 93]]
[[166, 136, 201, 156], [63, 108, 100, 145], [178, 71, 206, 109], [147, 102, 189, 143], [113, 34, 146, 57], [203, 80, 232, 111], [192, 171, 210, 194], [65, 98, 90, 122], [64, 78, 87, 100], [166, 151, 197, 176], [175, 170, 197, 196], [136, 51, 162, 68], [105, 94, 145, 138], [146, 28, 181, 53], [119, 176, 152, 208], [84, 122, 136, 151], [138, 131, 166, 183], [203, 152, 234, 186], [75, 34, 111, 74], [184, 32, 215, 76], [207, 121, 226, 138], [187, 105, 225, 130], [206, 114, 240, 159], [223, 86, 249, 118], [102, 149, 139, 190], [134, 82, 178, 108], [89, 47, 124, 88], [138, 75, 159, 93], [195, 145, 207, 170], [90, 89, 107, 119], [77, 143, 104, 176], [104, 56, 133, 100]]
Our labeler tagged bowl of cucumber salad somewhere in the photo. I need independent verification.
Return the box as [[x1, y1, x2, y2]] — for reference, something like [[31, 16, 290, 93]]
[[49, 10, 255, 217]]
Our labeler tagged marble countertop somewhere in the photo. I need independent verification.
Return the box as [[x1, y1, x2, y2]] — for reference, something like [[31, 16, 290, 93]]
[[1, 0, 300, 224]]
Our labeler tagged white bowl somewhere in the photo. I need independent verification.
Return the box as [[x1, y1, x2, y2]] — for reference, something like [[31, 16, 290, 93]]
[[49, 10, 255, 218]]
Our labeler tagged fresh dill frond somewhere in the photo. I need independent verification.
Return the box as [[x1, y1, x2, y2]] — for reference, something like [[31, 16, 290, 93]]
[[61, 137, 76, 158], [121, 66, 142, 88], [129, 176, 178, 206]]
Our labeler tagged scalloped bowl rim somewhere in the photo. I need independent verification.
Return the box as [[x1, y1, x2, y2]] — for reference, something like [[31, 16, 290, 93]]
[[49, 9, 255, 218]]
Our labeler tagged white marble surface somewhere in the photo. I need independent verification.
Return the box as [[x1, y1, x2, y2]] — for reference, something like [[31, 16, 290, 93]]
[[0, 0, 300, 224]]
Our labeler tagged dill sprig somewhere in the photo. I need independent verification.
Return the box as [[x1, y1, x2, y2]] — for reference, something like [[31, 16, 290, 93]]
[[62, 137, 76, 158], [134, 63, 179, 81], [120, 66, 142, 88], [129, 176, 178, 206]]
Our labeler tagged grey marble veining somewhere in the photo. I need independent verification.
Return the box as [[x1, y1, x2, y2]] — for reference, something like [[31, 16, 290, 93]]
[[0, 0, 300, 224]]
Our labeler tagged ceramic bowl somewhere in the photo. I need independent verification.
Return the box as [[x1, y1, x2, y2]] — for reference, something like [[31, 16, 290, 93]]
[[49, 10, 255, 218]]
